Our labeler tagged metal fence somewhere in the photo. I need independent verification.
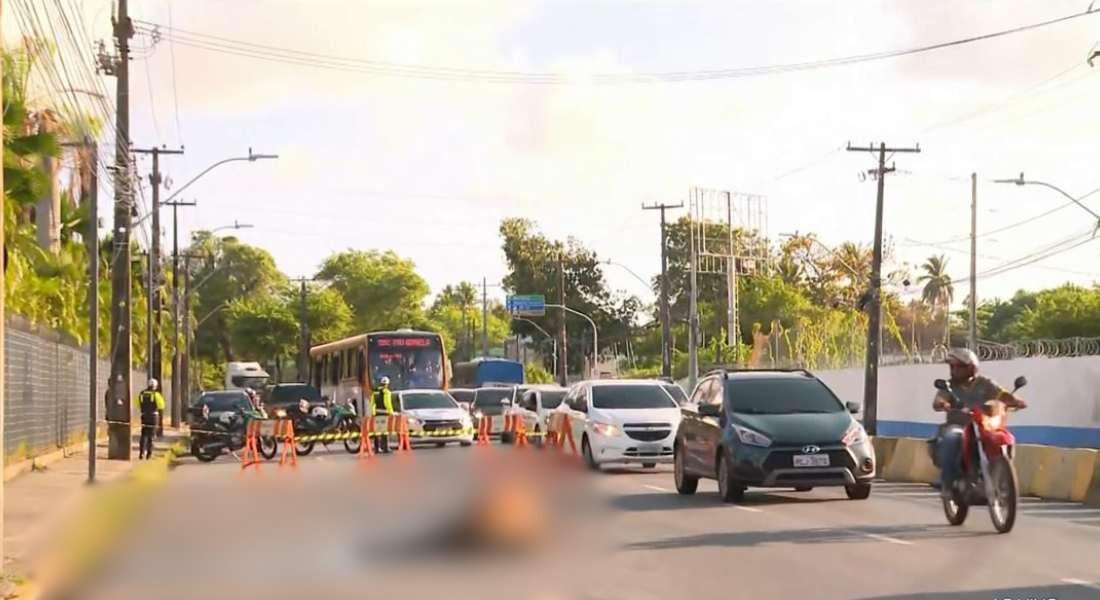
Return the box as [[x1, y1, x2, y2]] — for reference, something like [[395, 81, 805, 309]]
[[3, 317, 166, 460]]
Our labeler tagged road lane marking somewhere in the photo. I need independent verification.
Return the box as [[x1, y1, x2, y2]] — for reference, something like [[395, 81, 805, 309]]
[[852, 531, 914, 546], [1062, 578, 1100, 591], [643, 485, 669, 492], [733, 505, 763, 513]]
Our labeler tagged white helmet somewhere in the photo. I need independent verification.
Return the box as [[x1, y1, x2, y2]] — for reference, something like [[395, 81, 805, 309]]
[[946, 348, 979, 368], [380, 377, 391, 386], [148, 378, 159, 389]]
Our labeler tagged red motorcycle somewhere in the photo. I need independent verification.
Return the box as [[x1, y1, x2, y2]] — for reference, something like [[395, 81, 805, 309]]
[[933, 375, 1027, 534]]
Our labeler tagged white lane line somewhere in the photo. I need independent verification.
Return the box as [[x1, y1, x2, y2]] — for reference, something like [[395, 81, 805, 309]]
[[643, 485, 669, 493], [852, 531, 915, 546], [1062, 578, 1100, 591], [733, 505, 763, 513]]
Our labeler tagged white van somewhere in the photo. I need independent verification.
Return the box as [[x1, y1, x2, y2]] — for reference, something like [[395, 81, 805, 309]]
[[224, 362, 270, 391], [562, 379, 680, 470]]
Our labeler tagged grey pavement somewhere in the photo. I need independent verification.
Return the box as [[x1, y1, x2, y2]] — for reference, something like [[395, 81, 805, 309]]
[[69, 444, 1100, 600]]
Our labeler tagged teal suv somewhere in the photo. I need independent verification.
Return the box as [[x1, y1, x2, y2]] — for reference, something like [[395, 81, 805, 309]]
[[673, 369, 875, 502]]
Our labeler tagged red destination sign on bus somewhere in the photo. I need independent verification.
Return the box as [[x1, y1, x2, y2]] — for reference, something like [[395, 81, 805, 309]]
[[376, 337, 434, 348]]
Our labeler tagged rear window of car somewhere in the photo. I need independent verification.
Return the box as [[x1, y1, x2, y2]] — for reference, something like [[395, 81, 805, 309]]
[[592, 385, 677, 409], [540, 390, 566, 409], [199, 392, 250, 413], [472, 388, 513, 414], [725, 378, 844, 415], [449, 389, 475, 403], [401, 392, 457, 410]]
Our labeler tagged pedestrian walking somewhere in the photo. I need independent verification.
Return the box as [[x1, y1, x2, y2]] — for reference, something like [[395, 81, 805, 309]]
[[136, 379, 166, 459]]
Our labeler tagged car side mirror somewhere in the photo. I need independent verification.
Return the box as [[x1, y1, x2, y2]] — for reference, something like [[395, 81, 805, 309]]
[[933, 379, 948, 391], [1013, 376, 1028, 391], [846, 401, 861, 414], [698, 403, 721, 418]]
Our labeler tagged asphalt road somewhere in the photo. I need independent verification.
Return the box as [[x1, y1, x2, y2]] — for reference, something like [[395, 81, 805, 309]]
[[69, 444, 1100, 600]]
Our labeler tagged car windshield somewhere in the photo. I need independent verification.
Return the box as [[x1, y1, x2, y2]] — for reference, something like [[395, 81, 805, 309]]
[[540, 390, 566, 409], [200, 392, 250, 413], [449, 390, 475, 404], [472, 388, 513, 414], [726, 378, 844, 414], [662, 384, 689, 405], [592, 385, 677, 409], [401, 392, 457, 410]]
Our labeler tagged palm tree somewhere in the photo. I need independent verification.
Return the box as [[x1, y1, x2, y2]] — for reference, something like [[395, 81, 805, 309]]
[[918, 255, 954, 345]]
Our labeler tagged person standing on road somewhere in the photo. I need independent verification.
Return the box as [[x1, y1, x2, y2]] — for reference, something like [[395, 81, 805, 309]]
[[370, 377, 395, 454], [136, 379, 166, 460]]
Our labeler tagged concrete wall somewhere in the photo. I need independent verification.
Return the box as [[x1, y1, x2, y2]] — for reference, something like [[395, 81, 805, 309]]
[[3, 317, 163, 461], [817, 357, 1100, 448]]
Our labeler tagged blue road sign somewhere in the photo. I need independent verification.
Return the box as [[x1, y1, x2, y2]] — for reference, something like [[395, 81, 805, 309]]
[[507, 294, 546, 316]]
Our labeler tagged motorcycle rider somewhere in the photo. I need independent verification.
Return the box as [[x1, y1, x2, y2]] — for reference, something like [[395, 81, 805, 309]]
[[136, 379, 165, 460], [371, 377, 395, 454], [933, 348, 1027, 498]]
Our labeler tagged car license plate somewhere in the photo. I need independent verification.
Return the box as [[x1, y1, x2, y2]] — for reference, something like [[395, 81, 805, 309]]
[[639, 444, 662, 454], [793, 454, 830, 468]]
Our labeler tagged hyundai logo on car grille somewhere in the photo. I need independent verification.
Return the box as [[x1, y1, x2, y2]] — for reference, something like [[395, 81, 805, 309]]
[[802, 445, 821, 454]]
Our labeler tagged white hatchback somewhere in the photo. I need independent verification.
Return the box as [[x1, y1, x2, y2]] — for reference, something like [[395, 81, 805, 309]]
[[508, 385, 569, 443], [561, 380, 681, 470], [395, 389, 475, 447]]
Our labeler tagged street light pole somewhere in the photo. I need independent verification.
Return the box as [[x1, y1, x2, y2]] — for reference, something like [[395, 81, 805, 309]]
[[546, 304, 598, 379], [993, 173, 1100, 224], [513, 317, 557, 378]]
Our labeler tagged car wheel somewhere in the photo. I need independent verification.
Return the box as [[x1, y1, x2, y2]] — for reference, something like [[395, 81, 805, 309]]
[[459, 441, 472, 447], [674, 446, 698, 495], [794, 486, 813, 492], [582, 436, 599, 471], [716, 453, 745, 503], [501, 432, 514, 445], [845, 482, 872, 500], [435, 442, 446, 448], [533, 426, 544, 448]]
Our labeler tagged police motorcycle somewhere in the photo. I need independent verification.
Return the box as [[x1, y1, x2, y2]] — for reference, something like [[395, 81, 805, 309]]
[[190, 394, 277, 463], [289, 397, 361, 456]]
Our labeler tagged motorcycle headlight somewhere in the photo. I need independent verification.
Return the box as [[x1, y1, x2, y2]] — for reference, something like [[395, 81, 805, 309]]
[[842, 422, 868, 447], [982, 414, 1004, 431], [275, 409, 287, 419], [733, 424, 772, 448], [592, 421, 621, 437]]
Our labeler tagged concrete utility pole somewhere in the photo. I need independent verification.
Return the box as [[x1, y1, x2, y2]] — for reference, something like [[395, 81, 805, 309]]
[[725, 192, 738, 363], [846, 142, 921, 436], [969, 173, 978, 351], [642, 202, 682, 379], [107, 0, 134, 460], [182, 255, 193, 401], [557, 256, 568, 386], [164, 199, 194, 427], [688, 202, 699, 393], [132, 147, 183, 396], [288, 277, 311, 381], [85, 138, 98, 483], [481, 277, 489, 357]]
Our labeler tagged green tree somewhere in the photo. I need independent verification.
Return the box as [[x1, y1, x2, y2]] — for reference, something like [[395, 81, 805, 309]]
[[1012, 284, 1100, 339], [225, 294, 298, 363], [427, 281, 509, 361], [303, 285, 355, 346], [918, 255, 954, 345], [316, 250, 430, 333]]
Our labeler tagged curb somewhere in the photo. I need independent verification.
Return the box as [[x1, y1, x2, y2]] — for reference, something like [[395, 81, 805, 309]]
[[4, 435, 106, 483]]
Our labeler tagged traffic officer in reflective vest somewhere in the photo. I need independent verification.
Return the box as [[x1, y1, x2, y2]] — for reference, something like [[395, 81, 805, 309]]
[[136, 379, 166, 459], [371, 377, 395, 454]]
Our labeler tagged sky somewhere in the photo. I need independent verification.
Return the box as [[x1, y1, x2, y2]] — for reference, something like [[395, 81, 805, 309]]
[[12, 0, 1100, 310]]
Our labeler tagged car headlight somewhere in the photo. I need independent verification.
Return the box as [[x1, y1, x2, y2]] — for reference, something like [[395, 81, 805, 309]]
[[842, 422, 869, 447], [591, 421, 621, 437], [733, 424, 772, 448], [406, 417, 421, 428], [472, 410, 483, 420]]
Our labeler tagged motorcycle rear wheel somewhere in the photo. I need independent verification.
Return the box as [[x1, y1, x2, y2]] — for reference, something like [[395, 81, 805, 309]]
[[988, 457, 1019, 534], [342, 418, 362, 454], [259, 436, 278, 460], [296, 440, 316, 456], [943, 490, 969, 526], [193, 444, 219, 463]]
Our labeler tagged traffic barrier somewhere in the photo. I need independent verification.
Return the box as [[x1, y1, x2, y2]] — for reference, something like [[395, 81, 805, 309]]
[[477, 416, 491, 445], [546, 413, 577, 455], [511, 415, 529, 448], [870, 437, 898, 472], [1030, 447, 1098, 502], [1085, 452, 1100, 507], [241, 420, 263, 470], [276, 419, 298, 467], [1012, 445, 1051, 497], [359, 416, 375, 459], [882, 438, 937, 484], [393, 415, 412, 452]]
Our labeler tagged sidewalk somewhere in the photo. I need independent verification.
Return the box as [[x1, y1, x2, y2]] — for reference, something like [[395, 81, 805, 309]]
[[2, 430, 186, 592]]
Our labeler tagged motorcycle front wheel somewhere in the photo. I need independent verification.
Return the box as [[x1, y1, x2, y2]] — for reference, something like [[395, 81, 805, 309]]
[[259, 436, 278, 460], [296, 440, 316, 456], [193, 443, 220, 463], [988, 457, 1019, 534], [342, 418, 362, 454]]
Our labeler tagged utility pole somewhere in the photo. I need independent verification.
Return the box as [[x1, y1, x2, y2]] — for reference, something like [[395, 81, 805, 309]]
[[164, 199, 194, 427], [642, 201, 682, 379], [481, 277, 489, 357], [107, 0, 134, 460], [557, 256, 568, 386], [290, 278, 311, 381], [688, 197, 699, 392], [846, 142, 921, 436], [132, 147, 183, 400], [179, 253, 200, 404], [85, 138, 98, 482], [725, 192, 737, 364], [969, 173, 978, 351]]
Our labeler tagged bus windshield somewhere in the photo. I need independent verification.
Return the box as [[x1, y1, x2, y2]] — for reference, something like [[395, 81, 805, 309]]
[[367, 334, 444, 391]]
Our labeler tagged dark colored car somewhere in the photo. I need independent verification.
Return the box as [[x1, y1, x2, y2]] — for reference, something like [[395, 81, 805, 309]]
[[674, 369, 874, 503], [262, 383, 323, 416], [187, 390, 253, 425]]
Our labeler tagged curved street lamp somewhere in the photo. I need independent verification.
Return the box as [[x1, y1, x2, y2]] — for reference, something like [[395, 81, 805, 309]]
[[602, 260, 652, 291], [513, 316, 558, 378], [993, 173, 1100, 225], [546, 303, 599, 378]]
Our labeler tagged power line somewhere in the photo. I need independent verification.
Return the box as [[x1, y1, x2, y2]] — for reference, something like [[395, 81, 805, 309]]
[[922, 185, 1100, 245], [166, 1, 184, 145], [133, 8, 1100, 85]]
